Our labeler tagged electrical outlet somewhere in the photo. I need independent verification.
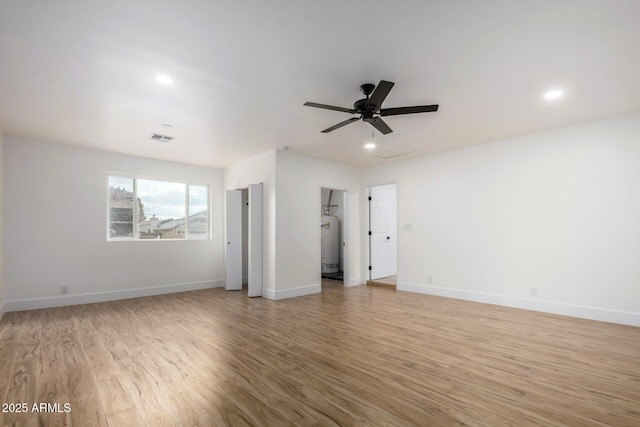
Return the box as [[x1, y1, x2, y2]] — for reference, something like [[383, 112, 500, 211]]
[[428, 276, 433, 284], [530, 287, 537, 297], [61, 286, 69, 295]]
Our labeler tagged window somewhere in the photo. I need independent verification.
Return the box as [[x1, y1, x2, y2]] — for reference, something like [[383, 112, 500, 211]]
[[137, 179, 186, 239], [108, 176, 209, 240]]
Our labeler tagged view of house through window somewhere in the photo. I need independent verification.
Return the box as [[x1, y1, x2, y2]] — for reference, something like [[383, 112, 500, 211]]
[[109, 176, 209, 240], [109, 176, 135, 238], [188, 185, 209, 238]]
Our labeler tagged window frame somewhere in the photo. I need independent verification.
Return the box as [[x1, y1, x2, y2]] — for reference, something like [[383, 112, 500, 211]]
[[107, 175, 210, 241]]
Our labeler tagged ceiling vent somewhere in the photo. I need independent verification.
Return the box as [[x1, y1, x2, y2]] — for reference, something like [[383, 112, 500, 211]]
[[371, 144, 416, 159], [150, 133, 175, 142]]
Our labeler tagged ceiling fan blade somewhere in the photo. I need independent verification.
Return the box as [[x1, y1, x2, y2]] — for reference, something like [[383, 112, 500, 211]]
[[304, 102, 356, 114], [380, 104, 439, 116], [365, 80, 395, 110], [367, 117, 393, 135], [321, 117, 360, 133]]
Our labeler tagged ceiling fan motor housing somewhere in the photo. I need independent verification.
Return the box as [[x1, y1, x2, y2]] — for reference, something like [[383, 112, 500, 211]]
[[353, 98, 370, 112], [362, 110, 376, 121], [360, 83, 375, 96]]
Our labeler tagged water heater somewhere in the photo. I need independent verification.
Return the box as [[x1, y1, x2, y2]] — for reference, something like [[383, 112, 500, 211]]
[[321, 215, 340, 273]]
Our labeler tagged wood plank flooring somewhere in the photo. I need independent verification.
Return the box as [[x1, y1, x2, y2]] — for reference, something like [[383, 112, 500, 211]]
[[1, 281, 639, 426]]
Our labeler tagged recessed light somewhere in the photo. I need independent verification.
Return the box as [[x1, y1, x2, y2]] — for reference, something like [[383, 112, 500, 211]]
[[364, 142, 376, 150], [156, 75, 173, 85], [544, 89, 564, 100]]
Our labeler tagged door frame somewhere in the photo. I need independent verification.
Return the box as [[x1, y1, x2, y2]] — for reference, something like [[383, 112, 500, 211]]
[[225, 189, 242, 290], [225, 185, 264, 296], [366, 183, 398, 282], [318, 185, 349, 288]]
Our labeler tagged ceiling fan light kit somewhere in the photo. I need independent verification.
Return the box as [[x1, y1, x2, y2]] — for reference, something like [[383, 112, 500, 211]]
[[304, 80, 439, 135]]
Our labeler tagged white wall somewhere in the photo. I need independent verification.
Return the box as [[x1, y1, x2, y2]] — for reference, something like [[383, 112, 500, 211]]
[[0, 129, 4, 318], [275, 151, 362, 298], [3, 137, 225, 311], [362, 112, 640, 326], [224, 150, 277, 294]]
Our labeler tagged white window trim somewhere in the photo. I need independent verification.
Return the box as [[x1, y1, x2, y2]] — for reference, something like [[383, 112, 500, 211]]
[[107, 175, 211, 241]]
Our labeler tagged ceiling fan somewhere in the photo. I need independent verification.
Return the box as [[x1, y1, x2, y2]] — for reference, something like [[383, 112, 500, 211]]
[[304, 80, 438, 135]]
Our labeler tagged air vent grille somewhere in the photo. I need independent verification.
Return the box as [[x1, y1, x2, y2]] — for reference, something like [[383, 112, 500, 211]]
[[150, 133, 175, 142]]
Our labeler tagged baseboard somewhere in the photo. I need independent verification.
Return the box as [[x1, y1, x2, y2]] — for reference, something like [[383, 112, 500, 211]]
[[262, 283, 321, 301], [399, 282, 640, 327], [347, 277, 363, 287], [261, 288, 276, 300], [3, 280, 224, 313]]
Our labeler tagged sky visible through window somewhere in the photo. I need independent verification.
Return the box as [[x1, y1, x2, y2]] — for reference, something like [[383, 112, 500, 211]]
[[109, 177, 208, 220], [137, 179, 185, 220]]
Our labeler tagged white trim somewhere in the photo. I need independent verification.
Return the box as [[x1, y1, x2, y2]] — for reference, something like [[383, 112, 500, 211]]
[[262, 284, 320, 301], [365, 182, 399, 285], [347, 277, 363, 287], [3, 280, 224, 313], [399, 282, 640, 327], [262, 288, 276, 300]]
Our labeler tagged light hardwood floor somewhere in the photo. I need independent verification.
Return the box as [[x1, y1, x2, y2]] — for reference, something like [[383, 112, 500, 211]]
[[1, 281, 639, 426]]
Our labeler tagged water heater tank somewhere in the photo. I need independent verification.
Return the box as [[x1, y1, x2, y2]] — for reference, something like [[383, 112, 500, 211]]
[[321, 215, 340, 273]]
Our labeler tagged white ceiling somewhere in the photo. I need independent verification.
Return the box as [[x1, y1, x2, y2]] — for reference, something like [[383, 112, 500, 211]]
[[1, 1, 639, 169]]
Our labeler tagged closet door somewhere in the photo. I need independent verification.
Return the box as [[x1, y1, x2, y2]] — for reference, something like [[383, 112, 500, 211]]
[[225, 189, 242, 291], [248, 183, 263, 297]]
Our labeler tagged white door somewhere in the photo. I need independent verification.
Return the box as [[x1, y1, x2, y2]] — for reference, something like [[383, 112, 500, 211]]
[[248, 183, 263, 297], [370, 184, 396, 280], [225, 189, 242, 290]]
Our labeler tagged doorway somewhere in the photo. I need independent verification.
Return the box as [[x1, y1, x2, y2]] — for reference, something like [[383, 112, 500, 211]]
[[368, 183, 397, 286], [320, 187, 348, 287], [225, 183, 263, 297]]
